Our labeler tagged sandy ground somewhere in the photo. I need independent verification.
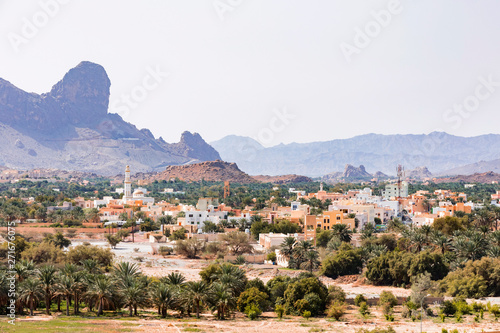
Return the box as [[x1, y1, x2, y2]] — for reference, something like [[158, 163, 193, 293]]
[[7, 312, 500, 333]]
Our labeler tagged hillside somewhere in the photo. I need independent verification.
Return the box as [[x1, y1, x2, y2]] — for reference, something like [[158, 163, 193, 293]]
[[434, 171, 500, 184], [0, 61, 220, 175], [252, 174, 312, 184], [211, 133, 500, 177], [147, 160, 258, 183]]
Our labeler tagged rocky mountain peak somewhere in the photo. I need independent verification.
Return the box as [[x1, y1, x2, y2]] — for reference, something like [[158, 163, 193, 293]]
[[48, 61, 110, 125], [343, 164, 371, 178]]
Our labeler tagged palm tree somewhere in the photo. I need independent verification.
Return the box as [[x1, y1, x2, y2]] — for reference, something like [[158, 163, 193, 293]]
[[162, 272, 186, 288], [150, 283, 176, 318], [19, 278, 43, 316], [210, 282, 236, 320], [280, 236, 296, 260], [86, 275, 114, 316], [185, 281, 210, 319], [300, 250, 320, 273], [55, 275, 73, 316], [120, 279, 147, 316], [15, 259, 35, 283], [431, 231, 449, 254], [80, 259, 101, 275], [113, 262, 141, 281], [331, 224, 352, 243], [37, 265, 57, 315]]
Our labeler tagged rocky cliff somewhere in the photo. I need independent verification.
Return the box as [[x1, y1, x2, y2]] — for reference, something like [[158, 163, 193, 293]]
[[0, 61, 220, 174]]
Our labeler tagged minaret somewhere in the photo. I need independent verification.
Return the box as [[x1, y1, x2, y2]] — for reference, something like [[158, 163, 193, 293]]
[[124, 165, 132, 201], [320, 182, 323, 192]]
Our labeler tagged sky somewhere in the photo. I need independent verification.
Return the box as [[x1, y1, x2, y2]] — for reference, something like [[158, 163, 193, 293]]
[[1, 0, 500, 147]]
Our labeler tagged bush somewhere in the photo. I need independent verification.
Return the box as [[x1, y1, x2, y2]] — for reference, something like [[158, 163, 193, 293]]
[[275, 304, 285, 319], [170, 228, 187, 240], [327, 301, 346, 321], [379, 291, 398, 308], [244, 303, 262, 320], [175, 238, 204, 258], [321, 243, 363, 278], [66, 244, 113, 267], [158, 246, 172, 256], [283, 277, 328, 316], [327, 285, 346, 304], [440, 300, 457, 317], [21, 241, 65, 264], [267, 251, 277, 262], [237, 287, 269, 312], [359, 302, 370, 317], [354, 294, 367, 307], [438, 257, 500, 298], [302, 310, 311, 319]]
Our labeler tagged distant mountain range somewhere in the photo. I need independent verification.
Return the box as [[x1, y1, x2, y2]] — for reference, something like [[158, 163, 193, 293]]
[[0, 61, 220, 175], [3, 61, 500, 180], [211, 134, 500, 177]]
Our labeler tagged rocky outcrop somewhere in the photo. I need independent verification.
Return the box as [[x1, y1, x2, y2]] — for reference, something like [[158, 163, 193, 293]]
[[0, 61, 220, 174], [342, 164, 371, 179], [252, 174, 312, 184], [406, 166, 433, 179], [148, 160, 258, 183]]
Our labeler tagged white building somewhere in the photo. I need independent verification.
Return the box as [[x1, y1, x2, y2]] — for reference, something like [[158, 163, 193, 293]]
[[119, 166, 154, 205], [382, 181, 408, 199]]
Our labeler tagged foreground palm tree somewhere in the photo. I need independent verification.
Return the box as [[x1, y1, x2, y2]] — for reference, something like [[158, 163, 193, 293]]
[[55, 275, 73, 316], [185, 281, 210, 318], [37, 265, 57, 315], [331, 224, 352, 243], [86, 275, 114, 316], [150, 283, 177, 318], [19, 278, 43, 316], [300, 250, 320, 273], [120, 279, 147, 316], [210, 282, 236, 320]]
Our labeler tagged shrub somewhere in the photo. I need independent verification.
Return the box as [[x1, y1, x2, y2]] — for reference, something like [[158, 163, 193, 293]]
[[440, 300, 457, 317], [378, 291, 398, 308], [327, 301, 346, 321], [490, 304, 500, 319], [327, 285, 346, 304], [170, 228, 187, 240], [359, 302, 370, 317], [321, 243, 363, 278], [354, 294, 367, 307], [244, 303, 262, 320], [267, 251, 277, 262], [302, 310, 311, 319], [158, 246, 172, 256], [66, 244, 113, 267], [175, 238, 205, 258], [21, 241, 65, 264], [283, 276, 328, 316], [275, 304, 285, 319], [237, 287, 269, 312], [235, 255, 246, 265]]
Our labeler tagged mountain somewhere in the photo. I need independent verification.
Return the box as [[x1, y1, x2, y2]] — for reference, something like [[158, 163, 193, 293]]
[[405, 166, 433, 179], [0, 61, 220, 174], [437, 159, 500, 176], [434, 171, 500, 184], [252, 174, 313, 184], [211, 133, 500, 177], [146, 160, 257, 183], [322, 164, 380, 183]]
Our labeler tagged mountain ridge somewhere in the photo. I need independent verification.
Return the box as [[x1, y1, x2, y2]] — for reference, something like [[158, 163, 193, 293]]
[[0, 61, 220, 175]]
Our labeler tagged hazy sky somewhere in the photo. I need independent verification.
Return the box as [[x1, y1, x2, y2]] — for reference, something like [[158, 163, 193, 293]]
[[1, 0, 500, 147]]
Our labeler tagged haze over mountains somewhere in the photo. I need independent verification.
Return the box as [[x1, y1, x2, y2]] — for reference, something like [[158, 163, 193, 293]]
[[0, 61, 220, 175], [211, 134, 500, 177], [2, 61, 500, 179]]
